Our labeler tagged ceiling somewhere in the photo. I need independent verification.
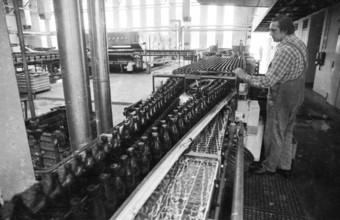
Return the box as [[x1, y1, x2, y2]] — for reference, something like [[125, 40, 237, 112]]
[[197, 0, 340, 32], [254, 0, 340, 32], [196, 0, 276, 7]]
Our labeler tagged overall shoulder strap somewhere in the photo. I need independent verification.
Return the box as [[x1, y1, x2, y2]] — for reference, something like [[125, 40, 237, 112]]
[[285, 41, 308, 71]]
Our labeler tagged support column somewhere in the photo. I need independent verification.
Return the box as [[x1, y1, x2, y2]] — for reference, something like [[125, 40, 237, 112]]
[[169, 0, 177, 49], [53, 0, 92, 150], [126, 0, 132, 28], [88, 0, 113, 134], [182, 0, 191, 49], [44, 20, 52, 47], [154, 0, 161, 27], [216, 5, 224, 48], [140, 0, 146, 28], [0, 1, 36, 200], [37, 0, 52, 47], [112, 0, 119, 28], [199, 5, 208, 49]]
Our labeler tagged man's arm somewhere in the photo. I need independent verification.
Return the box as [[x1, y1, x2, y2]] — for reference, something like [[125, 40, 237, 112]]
[[234, 48, 293, 88]]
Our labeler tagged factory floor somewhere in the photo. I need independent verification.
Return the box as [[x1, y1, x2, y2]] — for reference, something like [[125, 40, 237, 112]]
[[21, 64, 340, 220], [25, 61, 186, 125], [292, 85, 340, 220], [220, 85, 340, 220]]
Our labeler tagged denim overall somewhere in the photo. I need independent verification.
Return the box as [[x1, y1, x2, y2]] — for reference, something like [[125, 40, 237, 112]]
[[262, 42, 307, 172]]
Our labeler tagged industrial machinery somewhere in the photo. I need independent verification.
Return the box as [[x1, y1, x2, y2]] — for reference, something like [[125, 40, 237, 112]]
[[1, 56, 256, 219], [106, 32, 197, 73]]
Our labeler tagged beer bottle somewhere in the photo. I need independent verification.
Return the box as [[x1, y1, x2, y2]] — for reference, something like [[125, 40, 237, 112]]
[[109, 163, 126, 204], [99, 173, 117, 215], [120, 155, 136, 194], [86, 184, 106, 220]]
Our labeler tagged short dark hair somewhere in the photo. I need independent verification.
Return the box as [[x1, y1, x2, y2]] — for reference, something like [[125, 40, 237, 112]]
[[272, 15, 295, 35]]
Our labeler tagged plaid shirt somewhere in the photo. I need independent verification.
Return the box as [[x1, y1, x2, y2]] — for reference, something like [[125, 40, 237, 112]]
[[245, 34, 307, 88]]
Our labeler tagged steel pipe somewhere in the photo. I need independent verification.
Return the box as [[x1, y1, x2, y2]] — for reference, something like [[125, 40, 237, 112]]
[[231, 123, 245, 220], [53, 0, 92, 150], [87, 0, 113, 134], [13, 0, 36, 118]]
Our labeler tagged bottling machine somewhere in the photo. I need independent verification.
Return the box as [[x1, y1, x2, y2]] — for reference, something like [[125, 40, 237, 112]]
[[1, 56, 256, 220]]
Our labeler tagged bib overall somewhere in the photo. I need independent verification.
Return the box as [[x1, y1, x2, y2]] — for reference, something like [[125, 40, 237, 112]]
[[262, 42, 306, 172]]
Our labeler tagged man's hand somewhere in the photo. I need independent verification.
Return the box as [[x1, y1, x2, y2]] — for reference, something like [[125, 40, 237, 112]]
[[234, 68, 247, 80]]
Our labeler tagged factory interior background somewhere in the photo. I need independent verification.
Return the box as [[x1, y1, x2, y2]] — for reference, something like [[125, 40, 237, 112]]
[[1, 0, 340, 219]]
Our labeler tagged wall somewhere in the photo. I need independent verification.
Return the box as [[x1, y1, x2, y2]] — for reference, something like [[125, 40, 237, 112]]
[[295, 12, 325, 84], [313, 2, 340, 108]]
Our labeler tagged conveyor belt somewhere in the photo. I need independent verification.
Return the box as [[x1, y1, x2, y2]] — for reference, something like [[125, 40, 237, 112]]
[[244, 173, 307, 220]]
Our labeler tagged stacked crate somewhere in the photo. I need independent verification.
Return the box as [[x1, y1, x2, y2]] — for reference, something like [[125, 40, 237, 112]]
[[16, 68, 51, 94]]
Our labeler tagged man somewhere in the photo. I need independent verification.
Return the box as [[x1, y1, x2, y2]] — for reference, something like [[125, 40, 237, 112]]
[[234, 15, 307, 177]]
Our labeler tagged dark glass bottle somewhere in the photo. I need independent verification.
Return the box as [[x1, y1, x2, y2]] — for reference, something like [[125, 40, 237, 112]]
[[120, 120, 132, 148], [94, 143, 107, 175], [101, 135, 112, 164], [150, 132, 163, 167], [73, 154, 85, 178], [26, 183, 47, 217], [127, 147, 141, 185], [143, 105, 151, 127], [61, 163, 76, 198], [182, 107, 190, 132], [132, 115, 140, 135], [138, 108, 146, 129], [72, 154, 86, 195], [11, 193, 36, 220], [69, 197, 88, 220], [176, 112, 186, 138], [168, 116, 179, 145], [109, 163, 126, 204], [148, 100, 156, 119], [137, 141, 150, 177], [131, 144, 142, 170], [111, 129, 122, 163], [159, 123, 172, 153], [83, 149, 96, 182], [120, 155, 136, 194], [86, 184, 106, 220], [141, 135, 152, 162], [47, 171, 68, 212], [99, 173, 117, 215]]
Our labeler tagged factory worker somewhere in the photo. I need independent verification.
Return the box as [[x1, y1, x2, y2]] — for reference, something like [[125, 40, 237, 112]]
[[234, 15, 307, 178]]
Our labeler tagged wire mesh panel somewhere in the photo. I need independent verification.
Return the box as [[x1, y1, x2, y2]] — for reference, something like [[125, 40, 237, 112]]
[[134, 109, 230, 219], [188, 110, 229, 156], [135, 157, 219, 220]]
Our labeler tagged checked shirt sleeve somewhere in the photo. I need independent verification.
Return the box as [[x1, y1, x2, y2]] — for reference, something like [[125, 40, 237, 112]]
[[245, 47, 293, 88]]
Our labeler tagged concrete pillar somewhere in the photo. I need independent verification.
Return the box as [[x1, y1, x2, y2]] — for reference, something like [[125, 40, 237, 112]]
[[44, 20, 52, 47], [37, 0, 53, 47], [199, 5, 208, 49], [126, 0, 132, 28], [28, 0, 41, 47], [183, 0, 191, 49], [232, 7, 252, 51], [0, 1, 36, 200], [169, 0, 176, 49], [112, 0, 119, 28], [154, 0, 161, 27], [140, 0, 146, 28], [216, 6, 224, 48]]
